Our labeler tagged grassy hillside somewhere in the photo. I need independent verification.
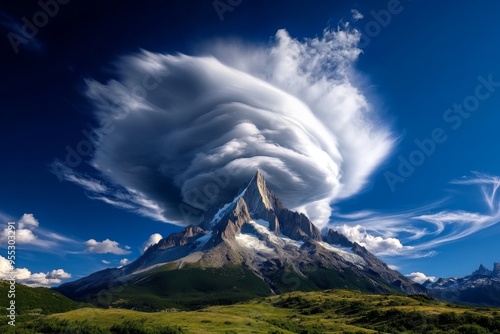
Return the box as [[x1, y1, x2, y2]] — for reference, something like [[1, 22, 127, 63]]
[[71, 265, 273, 311], [8, 289, 500, 333], [0, 280, 85, 315], [58, 264, 404, 312], [0, 280, 88, 334]]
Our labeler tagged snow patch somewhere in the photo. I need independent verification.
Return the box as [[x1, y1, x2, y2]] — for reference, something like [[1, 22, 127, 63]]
[[280, 235, 304, 248], [209, 188, 248, 227], [235, 233, 274, 253], [249, 220, 303, 249], [194, 232, 212, 249], [318, 241, 366, 266]]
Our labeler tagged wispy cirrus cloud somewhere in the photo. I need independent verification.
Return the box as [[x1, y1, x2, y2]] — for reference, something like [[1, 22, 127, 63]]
[[331, 173, 500, 258], [0, 10, 43, 54], [451, 172, 500, 211], [50, 160, 168, 222]]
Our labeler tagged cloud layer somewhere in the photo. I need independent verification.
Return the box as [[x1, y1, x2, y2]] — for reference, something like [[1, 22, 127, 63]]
[[55, 26, 393, 227]]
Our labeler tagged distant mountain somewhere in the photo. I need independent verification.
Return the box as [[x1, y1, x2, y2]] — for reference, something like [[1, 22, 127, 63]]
[[424, 262, 500, 307], [56, 170, 424, 310]]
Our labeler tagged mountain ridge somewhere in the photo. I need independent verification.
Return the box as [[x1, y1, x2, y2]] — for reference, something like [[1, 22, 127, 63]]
[[424, 262, 500, 307], [56, 170, 425, 310]]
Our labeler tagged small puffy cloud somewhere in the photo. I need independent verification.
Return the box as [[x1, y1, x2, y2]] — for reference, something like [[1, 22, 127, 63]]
[[47, 269, 72, 280], [101, 260, 111, 265], [406, 272, 437, 284], [351, 9, 364, 21], [1, 213, 39, 244], [85, 239, 131, 255], [334, 224, 414, 256], [119, 258, 129, 266], [141, 233, 162, 254], [18, 213, 39, 229], [0, 255, 13, 274], [0, 255, 71, 287], [1, 213, 78, 251], [15, 228, 37, 243]]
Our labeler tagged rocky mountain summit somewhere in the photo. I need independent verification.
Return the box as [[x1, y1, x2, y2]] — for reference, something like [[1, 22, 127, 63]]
[[56, 170, 424, 310]]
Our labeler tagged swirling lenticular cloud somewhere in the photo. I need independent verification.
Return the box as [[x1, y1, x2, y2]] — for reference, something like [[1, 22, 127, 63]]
[[70, 27, 394, 226]]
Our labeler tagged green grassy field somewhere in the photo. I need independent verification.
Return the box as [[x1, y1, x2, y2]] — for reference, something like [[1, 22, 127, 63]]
[[4, 289, 500, 333]]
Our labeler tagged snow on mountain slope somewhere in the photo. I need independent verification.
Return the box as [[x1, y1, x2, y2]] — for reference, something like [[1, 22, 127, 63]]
[[56, 170, 426, 304]]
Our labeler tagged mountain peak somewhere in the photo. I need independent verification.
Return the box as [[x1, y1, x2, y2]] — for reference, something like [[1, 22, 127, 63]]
[[243, 169, 280, 214], [472, 264, 492, 277], [56, 169, 427, 307], [493, 262, 500, 278]]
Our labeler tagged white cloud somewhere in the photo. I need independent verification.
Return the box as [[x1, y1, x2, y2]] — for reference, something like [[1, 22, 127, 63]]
[[101, 260, 111, 265], [141, 233, 162, 253], [1, 227, 36, 243], [1, 214, 39, 244], [18, 213, 39, 229], [0, 213, 79, 251], [406, 272, 437, 284], [47, 269, 72, 280], [351, 9, 364, 21], [0, 255, 71, 287], [50, 160, 168, 223], [50, 161, 107, 193], [334, 224, 414, 256], [84, 239, 131, 255], [0, 255, 13, 275], [58, 25, 393, 228], [119, 258, 129, 266], [15, 228, 37, 243]]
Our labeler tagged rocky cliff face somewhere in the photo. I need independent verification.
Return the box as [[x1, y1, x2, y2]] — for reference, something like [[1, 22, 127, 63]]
[[56, 170, 425, 306]]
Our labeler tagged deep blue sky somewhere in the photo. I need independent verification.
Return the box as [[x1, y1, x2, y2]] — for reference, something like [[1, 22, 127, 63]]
[[1, 0, 500, 285]]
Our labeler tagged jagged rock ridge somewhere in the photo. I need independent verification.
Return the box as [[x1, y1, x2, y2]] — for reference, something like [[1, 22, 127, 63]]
[[424, 263, 500, 307], [56, 170, 425, 309]]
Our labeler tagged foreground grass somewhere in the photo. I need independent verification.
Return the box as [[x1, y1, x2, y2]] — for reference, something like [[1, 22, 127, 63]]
[[5, 289, 500, 333]]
